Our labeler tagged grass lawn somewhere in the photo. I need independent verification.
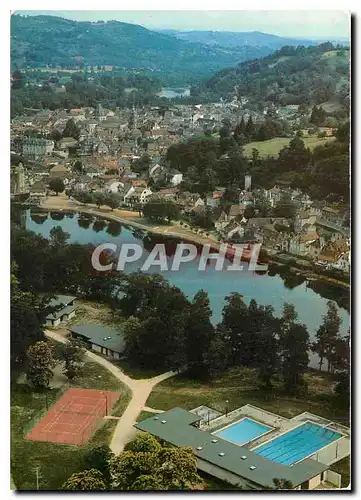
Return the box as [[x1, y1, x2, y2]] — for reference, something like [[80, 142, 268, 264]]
[[136, 411, 158, 422], [116, 359, 163, 380], [11, 359, 130, 491], [243, 136, 336, 158], [146, 367, 348, 421]]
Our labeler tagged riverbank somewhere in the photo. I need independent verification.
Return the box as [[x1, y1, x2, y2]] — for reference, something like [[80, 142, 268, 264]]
[[39, 194, 220, 247], [37, 195, 350, 291]]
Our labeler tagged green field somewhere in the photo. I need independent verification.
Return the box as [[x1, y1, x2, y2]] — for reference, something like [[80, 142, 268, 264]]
[[11, 360, 129, 490], [243, 136, 336, 158]]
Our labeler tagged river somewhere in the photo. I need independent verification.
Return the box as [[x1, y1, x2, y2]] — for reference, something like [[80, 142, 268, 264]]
[[25, 210, 350, 367]]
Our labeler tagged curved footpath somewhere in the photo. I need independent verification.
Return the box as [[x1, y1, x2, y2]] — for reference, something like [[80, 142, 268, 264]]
[[45, 329, 175, 454]]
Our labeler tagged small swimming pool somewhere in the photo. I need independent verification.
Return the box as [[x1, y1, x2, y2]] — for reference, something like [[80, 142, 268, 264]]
[[253, 422, 343, 466], [214, 417, 273, 446]]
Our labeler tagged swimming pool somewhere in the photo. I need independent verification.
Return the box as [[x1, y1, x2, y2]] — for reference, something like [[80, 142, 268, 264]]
[[253, 422, 343, 466], [214, 417, 273, 446]]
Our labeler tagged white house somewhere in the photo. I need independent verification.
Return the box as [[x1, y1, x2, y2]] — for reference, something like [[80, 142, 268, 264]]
[[169, 169, 183, 186]]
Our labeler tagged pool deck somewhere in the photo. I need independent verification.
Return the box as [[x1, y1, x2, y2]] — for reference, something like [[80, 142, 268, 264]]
[[192, 404, 350, 467]]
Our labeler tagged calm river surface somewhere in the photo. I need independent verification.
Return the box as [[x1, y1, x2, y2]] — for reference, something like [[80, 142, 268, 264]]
[[25, 210, 350, 367]]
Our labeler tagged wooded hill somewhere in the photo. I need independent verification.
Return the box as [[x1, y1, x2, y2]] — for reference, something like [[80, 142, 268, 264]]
[[192, 43, 350, 108], [11, 15, 282, 84]]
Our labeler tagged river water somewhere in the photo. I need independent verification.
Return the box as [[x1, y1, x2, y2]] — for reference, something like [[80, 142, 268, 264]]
[[25, 210, 350, 367]]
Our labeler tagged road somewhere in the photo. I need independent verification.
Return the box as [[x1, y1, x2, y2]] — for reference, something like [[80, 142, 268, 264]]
[[45, 329, 175, 453]]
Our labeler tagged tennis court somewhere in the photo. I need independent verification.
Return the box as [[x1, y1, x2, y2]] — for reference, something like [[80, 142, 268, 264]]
[[24, 388, 120, 446]]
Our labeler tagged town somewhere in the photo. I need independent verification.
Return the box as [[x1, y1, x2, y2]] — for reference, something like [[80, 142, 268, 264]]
[[11, 98, 350, 279], [10, 10, 351, 493]]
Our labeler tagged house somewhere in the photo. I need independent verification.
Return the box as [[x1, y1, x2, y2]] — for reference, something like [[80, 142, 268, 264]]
[[57, 137, 78, 150], [124, 186, 153, 205], [321, 207, 344, 226], [29, 180, 47, 197], [69, 324, 125, 360], [332, 251, 350, 274], [283, 233, 320, 257], [22, 138, 54, 159], [105, 180, 124, 194], [157, 187, 179, 199], [169, 169, 183, 186], [266, 186, 283, 207], [295, 210, 317, 233], [49, 165, 69, 179], [136, 407, 349, 490], [45, 295, 76, 327]]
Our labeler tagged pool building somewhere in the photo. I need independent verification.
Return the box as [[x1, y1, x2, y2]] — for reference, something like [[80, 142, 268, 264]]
[[135, 405, 350, 490]]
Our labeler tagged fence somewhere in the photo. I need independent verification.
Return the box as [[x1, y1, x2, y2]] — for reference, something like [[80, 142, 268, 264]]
[[22, 386, 67, 437]]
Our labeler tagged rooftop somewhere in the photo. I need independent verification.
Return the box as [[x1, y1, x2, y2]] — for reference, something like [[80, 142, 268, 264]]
[[135, 408, 328, 489], [69, 323, 125, 354]]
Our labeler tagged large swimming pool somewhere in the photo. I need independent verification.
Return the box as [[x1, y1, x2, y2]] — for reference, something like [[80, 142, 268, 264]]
[[253, 422, 343, 466], [214, 417, 273, 446]]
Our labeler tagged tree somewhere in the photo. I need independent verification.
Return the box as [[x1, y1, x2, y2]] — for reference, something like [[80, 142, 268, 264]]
[[244, 115, 255, 140], [184, 291, 216, 380], [62, 118, 80, 140], [72, 190, 94, 205], [62, 469, 106, 491], [110, 434, 201, 491], [104, 193, 120, 211], [220, 293, 252, 366], [26, 341, 56, 388], [278, 136, 311, 172], [48, 177, 65, 195], [281, 323, 309, 391], [124, 433, 162, 453], [274, 194, 296, 219], [312, 301, 341, 371], [49, 226, 70, 247], [142, 197, 180, 224], [56, 338, 86, 381], [93, 191, 106, 209], [11, 271, 49, 371], [85, 446, 114, 484], [73, 160, 84, 174]]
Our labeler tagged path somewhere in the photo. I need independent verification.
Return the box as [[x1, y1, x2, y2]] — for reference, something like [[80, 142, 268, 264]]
[[45, 330, 175, 454]]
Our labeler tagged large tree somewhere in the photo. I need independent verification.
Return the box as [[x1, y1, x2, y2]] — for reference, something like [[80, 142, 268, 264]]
[[11, 269, 50, 371], [110, 434, 201, 491], [62, 118, 80, 140], [48, 177, 65, 195], [26, 341, 56, 388], [184, 290, 216, 380], [55, 338, 86, 381], [142, 197, 180, 224], [62, 469, 106, 491], [312, 301, 342, 371], [281, 323, 309, 391], [220, 293, 252, 366], [85, 446, 114, 485]]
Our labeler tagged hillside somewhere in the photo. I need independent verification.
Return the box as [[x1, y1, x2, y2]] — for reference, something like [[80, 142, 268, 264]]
[[11, 15, 278, 84], [192, 43, 350, 107], [158, 29, 317, 50]]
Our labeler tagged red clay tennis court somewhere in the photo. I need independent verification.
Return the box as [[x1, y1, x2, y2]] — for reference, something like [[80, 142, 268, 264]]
[[25, 388, 120, 446]]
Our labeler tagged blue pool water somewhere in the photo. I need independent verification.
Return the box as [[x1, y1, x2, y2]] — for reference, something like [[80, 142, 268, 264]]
[[214, 417, 272, 445], [253, 422, 342, 466]]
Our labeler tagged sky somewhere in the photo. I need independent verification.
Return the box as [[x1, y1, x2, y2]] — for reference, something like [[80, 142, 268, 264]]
[[15, 10, 350, 39]]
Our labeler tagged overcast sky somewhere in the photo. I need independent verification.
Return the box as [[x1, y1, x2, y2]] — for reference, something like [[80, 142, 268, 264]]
[[16, 10, 350, 38]]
